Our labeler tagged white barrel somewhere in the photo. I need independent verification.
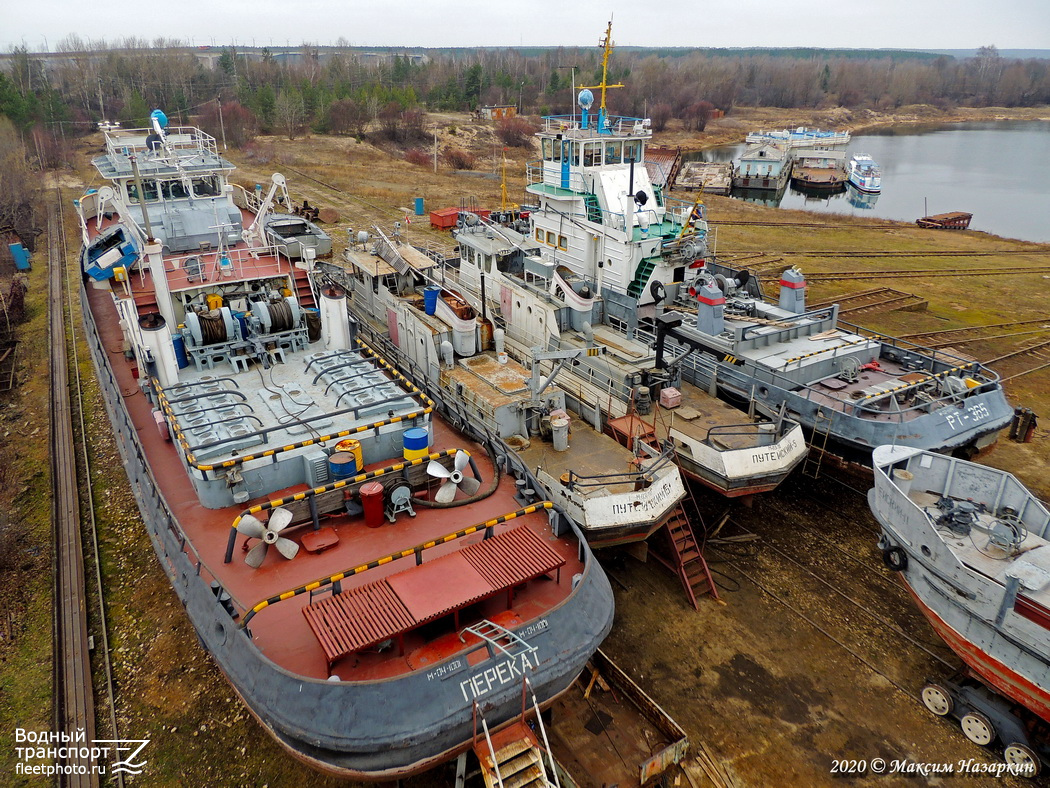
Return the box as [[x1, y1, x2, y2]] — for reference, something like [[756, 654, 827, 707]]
[[551, 416, 570, 452]]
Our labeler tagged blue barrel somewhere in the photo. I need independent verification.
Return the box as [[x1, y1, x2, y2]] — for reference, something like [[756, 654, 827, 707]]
[[414, 197, 425, 216], [329, 451, 358, 479], [172, 333, 189, 369], [403, 427, 430, 461], [423, 286, 440, 316]]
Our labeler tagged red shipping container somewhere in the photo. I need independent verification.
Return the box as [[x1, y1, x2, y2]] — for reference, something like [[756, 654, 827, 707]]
[[429, 207, 460, 229]]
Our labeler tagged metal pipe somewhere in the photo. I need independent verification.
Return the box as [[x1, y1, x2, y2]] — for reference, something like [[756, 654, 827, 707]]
[[129, 155, 155, 241]]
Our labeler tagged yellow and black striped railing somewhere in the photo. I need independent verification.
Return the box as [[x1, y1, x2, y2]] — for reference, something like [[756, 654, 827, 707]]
[[856, 364, 980, 403], [239, 501, 554, 627], [222, 448, 469, 563]]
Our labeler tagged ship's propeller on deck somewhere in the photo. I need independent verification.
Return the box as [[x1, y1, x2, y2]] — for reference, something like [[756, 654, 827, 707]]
[[237, 506, 299, 568], [426, 450, 480, 503]]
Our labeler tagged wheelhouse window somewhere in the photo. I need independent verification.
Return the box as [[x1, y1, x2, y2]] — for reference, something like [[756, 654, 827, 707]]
[[160, 180, 189, 200], [583, 142, 601, 167], [543, 139, 562, 163], [191, 176, 221, 197], [125, 180, 158, 204], [623, 140, 642, 163], [604, 140, 622, 165]]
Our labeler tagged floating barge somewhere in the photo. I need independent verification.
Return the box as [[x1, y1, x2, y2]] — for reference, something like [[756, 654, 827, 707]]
[[790, 148, 847, 192], [676, 161, 732, 194], [732, 143, 792, 191], [644, 145, 682, 190], [746, 127, 851, 148], [917, 211, 973, 230]]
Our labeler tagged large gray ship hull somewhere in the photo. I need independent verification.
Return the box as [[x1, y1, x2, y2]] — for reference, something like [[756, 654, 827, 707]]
[[676, 350, 1013, 462], [82, 286, 614, 779]]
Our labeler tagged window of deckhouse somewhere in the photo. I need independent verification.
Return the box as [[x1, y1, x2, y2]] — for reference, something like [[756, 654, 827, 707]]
[[583, 142, 601, 167]]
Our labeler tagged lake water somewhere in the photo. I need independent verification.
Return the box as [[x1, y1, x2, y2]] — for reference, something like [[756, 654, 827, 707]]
[[691, 121, 1050, 243]]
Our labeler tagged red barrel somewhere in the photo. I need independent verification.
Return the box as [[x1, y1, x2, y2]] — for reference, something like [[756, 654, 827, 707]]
[[360, 482, 386, 528]]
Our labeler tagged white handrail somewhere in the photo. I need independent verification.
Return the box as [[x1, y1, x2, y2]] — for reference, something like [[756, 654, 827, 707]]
[[479, 715, 505, 788], [524, 676, 560, 788]]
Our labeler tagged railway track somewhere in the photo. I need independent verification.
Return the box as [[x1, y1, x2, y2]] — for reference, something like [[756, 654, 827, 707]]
[[808, 287, 928, 318], [984, 337, 1050, 367], [708, 220, 903, 229], [49, 197, 99, 787], [899, 318, 1050, 345], [773, 250, 1050, 258], [762, 265, 1050, 282], [707, 479, 959, 703]]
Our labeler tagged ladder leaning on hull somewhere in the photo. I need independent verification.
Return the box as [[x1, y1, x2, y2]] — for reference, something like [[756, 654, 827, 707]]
[[464, 621, 561, 788], [803, 407, 834, 479], [652, 503, 720, 610]]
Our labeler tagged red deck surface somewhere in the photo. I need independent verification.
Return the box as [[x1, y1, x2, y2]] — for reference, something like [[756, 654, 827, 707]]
[[303, 526, 566, 667], [85, 272, 584, 683]]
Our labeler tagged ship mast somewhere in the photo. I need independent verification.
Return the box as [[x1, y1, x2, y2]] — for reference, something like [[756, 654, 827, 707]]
[[579, 20, 624, 133]]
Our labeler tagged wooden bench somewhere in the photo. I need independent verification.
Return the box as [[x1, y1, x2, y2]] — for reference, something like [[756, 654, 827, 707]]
[[302, 525, 566, 669]]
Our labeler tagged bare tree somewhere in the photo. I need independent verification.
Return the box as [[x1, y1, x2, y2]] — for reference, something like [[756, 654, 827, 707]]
[[274, 88, 306, 139]]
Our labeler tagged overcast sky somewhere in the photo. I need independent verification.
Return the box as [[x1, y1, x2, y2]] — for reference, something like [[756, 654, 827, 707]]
[[5, 0, 1049, 52]]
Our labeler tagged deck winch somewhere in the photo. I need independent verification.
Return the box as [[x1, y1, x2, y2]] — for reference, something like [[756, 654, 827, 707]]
[[935, 498, 1028, 553], [180, 294, 308, 371]]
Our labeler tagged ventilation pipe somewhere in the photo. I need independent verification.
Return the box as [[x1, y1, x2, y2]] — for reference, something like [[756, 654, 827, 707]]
[[320, 283, 352, 350], [138, 312, 180, 388], [778, 268, 806, 314]]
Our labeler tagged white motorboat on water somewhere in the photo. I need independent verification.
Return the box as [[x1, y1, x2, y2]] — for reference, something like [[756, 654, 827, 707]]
[[847, 154, 882, 193]]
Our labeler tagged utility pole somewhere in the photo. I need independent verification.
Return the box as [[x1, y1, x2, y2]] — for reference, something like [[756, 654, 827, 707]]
[[217, 96, 227, 150]]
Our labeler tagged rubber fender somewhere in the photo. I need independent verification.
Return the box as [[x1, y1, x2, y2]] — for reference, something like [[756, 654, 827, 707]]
[[882, 545, 908, 572]]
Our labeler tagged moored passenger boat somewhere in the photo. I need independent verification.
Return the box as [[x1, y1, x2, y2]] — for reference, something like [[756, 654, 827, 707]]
[[847, 154, 882, 193], [745, 127, 851, 148], [74, 112, 613, 780]]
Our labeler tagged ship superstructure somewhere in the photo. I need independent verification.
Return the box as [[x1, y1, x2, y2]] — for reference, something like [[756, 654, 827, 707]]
[[465, 22, 809, 496]]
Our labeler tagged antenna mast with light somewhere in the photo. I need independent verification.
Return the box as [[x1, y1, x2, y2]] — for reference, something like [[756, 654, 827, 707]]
[[579, 20, 624, 134]]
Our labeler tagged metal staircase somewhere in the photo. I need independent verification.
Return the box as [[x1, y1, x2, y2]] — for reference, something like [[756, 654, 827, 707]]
[[654, 504, 719, 609], [290, 266, 317, 308], [475, 722, 552, 788], [583, 194, 602, 224], [469, 669, 560, 788], [803, 407, 834, 479], [626, 256, 660, 299]]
